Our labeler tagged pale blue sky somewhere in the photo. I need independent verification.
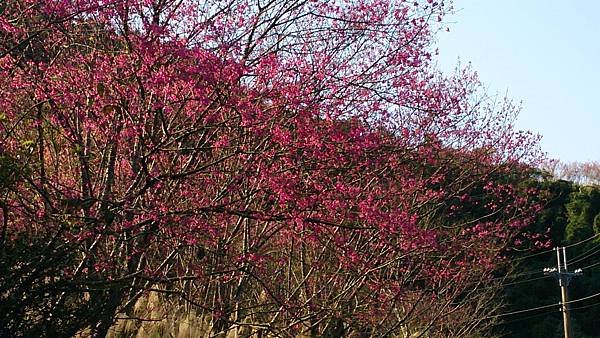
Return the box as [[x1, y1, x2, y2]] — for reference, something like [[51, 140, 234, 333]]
[[435, 0, 600, 162]]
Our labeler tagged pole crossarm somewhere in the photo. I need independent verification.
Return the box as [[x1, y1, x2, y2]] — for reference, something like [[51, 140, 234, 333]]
[[544, 267, 583, 286]]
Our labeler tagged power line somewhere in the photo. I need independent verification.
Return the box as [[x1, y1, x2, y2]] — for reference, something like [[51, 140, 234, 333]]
[[450, 276, 553, 309], [408, 267, 548, 292], [460, 269, 545, 291], [470, 287, 600, 322], [499, 308, 559, 326], [479, 302, 558, 320], [478, 234, 600, 287], [495, 234, 600, 285], [578, 260, 600, 270], [466, 264, 554, 290], [492, 275, 549, 288], [565, 290, 600, 306], [486, 269, 542, 282], [484, 263, 554, 284], [469, 274, 551, 292], [493, 289, 600, 336], [452, 237, 600, 296], [570, 301, 600, 311], [510, 247, 555, 262], [512, 233, 600, 262], [565, 233, 600, 249], [500, 234, 600, 280], [569, 242, 600, 266]]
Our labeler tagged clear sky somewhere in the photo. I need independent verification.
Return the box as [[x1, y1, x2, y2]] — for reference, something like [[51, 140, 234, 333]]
[[435, 0, 600, 163]]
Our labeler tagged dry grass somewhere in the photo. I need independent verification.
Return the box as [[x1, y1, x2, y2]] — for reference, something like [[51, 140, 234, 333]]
[[106, 292, 214, 338], [104, 291, 274, 338], [86, 292, 435, 338]]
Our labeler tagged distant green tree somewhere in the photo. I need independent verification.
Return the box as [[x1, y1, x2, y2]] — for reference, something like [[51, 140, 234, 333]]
[[593, 213, 600, 235], [532, 178, 574, 245], [565, 186, 600, 242]]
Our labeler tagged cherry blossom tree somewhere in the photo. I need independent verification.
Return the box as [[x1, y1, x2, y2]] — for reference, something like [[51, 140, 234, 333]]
[[0, 0, 542, 336], [542, 160, 600, 185]]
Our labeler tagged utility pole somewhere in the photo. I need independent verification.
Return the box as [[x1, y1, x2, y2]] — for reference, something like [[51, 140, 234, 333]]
[[544, 247, 583, 338]]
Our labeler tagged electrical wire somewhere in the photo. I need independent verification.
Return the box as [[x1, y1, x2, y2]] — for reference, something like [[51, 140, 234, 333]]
[[568, 242, 600, 266], [406, 265, 552, 292], [495, 309, 561, 338], [457, 237, 600, 291], [486, 269, 541, 283], [417, 236, 600, 304], [465, 260, 556, 289], [479, 302, 559, 320], [469, 290, 600, 322], [489, 275, 549, 289], [501, 234, 600, 278], [510, 247, 555, 262], [480, 234, 600, 285], [566, 290, 600, 305], [564, 233, 600, 249], [515, 233, 600, 261], [460, 269, 546, 291], [578, 260, 600, 271], [499, 308, 559, 326], [504, 233, 600, 264], [570, 300, 600, 311], [460, 275, 550, 294], [460, 274, 550, 295], [489, 258, 600, 291]]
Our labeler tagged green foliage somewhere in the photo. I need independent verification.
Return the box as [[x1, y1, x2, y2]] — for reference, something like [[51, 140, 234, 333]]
[[0, 155, 20, 190], [0, 234, 84, 337], [594, 213, 600, 235], [565, 186, 600, 242], [535, 179, 574, 245]]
